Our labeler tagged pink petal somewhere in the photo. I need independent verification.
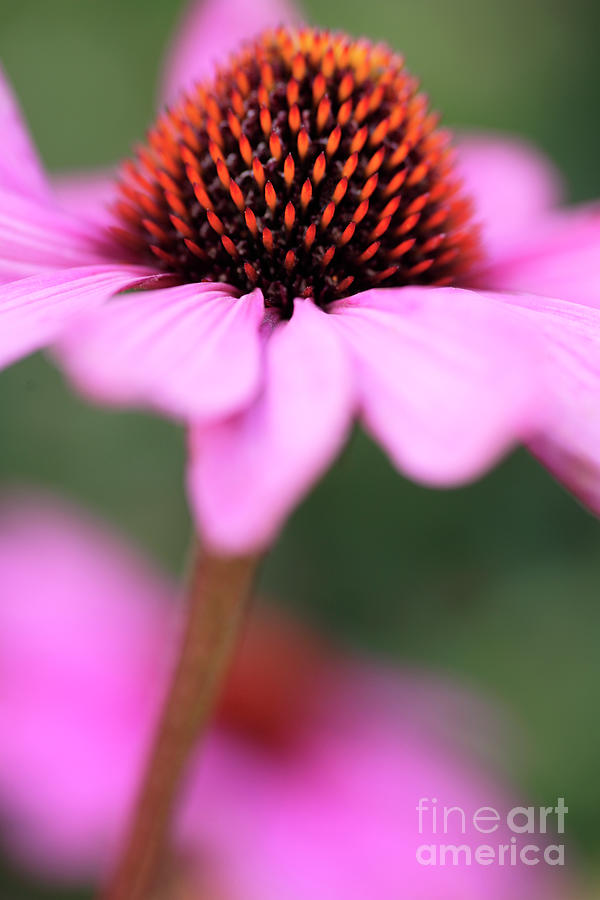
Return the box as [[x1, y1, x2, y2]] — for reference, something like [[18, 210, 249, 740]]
[[0, 496, 175, 878], [489, 291, 600, 516], [0, 188, 117, 283], [456, 133, 563, 261], [161, 0, 300, 105], [188, 299, 354, 554], [0, 496, 570, 900], [0, 65, 50, 201], [481, 205, 600, 307], [58, 284, 265, 421], [53, 168, 118, 227], [180, 671, 565, 900], [329, 287, 546, 486], [0, 265, 154, 370]]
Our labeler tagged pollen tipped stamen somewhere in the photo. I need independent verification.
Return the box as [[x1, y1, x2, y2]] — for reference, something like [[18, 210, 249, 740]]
[[368, 211, 389, 237], [269, 132, 283, 161], [287, 78, 300, 106], [389, 238, 416, 259], [313, 152, 327, 185], [166, 192, 188, 220], [381, 196, 402, 218], [361, 174, 379, 200], [317, 96, 332, 132], [407, 258, 434, 277], [384, 169, 408, 196], [374, 265, 399, 283], [169, 215, 194, 239], [263, 227, 274, 253], [322, 246, 336, 267], [239, 134, 253, 167], [320, 202, 336, 229], [215, 158, 235, 192], [229, 181, 245, 211], [312, 72, 327, 104], [353, 200, 370, 223], [206, 210, 225, 235], [365, 147, 386, 177], [339, 222, 356, 246], [192, 182, 213, 211], [423, 208, 449, 230], [260, 107, 272, 137], [231, 90, 245, 118], [289, 104, 301, 133], [284, 154, 295, 188], [396, 213, 420, 236], [252, 158, 266, 190], [297, 128, 310, 159], [370, 118, 390, 147], [244, 207, 259, 237], [143, 219, 170, 242], [332, 178, 349, 205], [337, 275, 355, 293], [304, 223, 317, 249], [208, 141, 224, 166], [265, 181, 278, 213], [322, 48, 335, 78], [326, 125, 342, 158], [350, 127, 368, 154], [221, 235, 239, 258], [337, 99, 352, 126], [338, 72, 354, 102], [244, 261, 259, 282], [257, 84, 269, 108], [300, 179, 313, 210], [342, 153, 359, 178], [357, 242, 380, 264], [184, 238, 207, 260], [354, 95, 370, 123], [292, 52, 306, 81], [261, 62, 274, 89], [285, 201, 296, 230], [388, 142, 409, 168], [206, 120, 223, 148], [150, 245, 178, 266]]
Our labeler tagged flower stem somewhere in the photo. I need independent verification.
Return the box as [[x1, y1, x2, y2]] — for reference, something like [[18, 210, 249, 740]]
[[100, 548, 260, 900]]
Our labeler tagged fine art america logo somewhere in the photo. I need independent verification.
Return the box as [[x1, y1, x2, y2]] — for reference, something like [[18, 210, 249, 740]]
[[416, 797, 568, 867]]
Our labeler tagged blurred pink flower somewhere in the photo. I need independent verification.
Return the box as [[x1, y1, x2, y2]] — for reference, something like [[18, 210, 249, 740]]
[[0, 497, 571, 899], [0, 0, 599, 553]]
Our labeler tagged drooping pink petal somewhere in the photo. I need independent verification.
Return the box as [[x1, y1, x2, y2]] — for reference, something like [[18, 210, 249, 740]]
[[161, 0, 300, 104], [328, 286, 546, 487], [57, 284, 265, 421], [53, 168, 118, 227], [481, 206, 600, 307], [188, 299, 355, 554], [0, 265, 155, 370], [0, 188, 118, 283], [456, 133, 563, 261], [0, 65, 50, 201], [0, 496, 175, 879], [488, 290, 600, 516]]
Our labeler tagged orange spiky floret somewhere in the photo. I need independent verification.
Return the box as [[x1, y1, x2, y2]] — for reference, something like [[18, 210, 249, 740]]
[[115, 26, 481, 315]]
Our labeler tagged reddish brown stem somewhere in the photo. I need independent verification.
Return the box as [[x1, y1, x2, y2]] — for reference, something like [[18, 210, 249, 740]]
[[100, 548, 259, 900]]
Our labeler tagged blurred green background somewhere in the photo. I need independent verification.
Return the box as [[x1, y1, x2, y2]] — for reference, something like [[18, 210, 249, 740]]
[[1, 0, 599, 895]]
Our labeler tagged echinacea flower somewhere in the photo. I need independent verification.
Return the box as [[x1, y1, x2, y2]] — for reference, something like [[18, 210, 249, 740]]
[[0, 496, 572, 900], [1, 0, 599, 553]]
